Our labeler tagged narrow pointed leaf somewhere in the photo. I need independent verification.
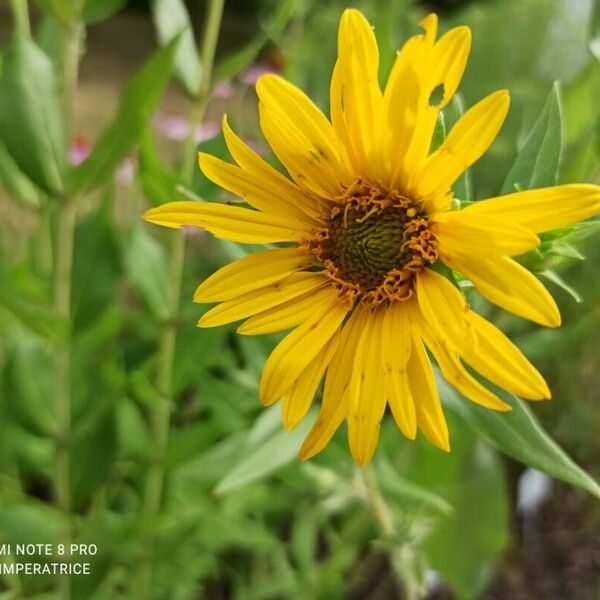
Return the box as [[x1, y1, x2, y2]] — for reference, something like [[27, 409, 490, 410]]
[[0, 36, 66, 196], [214, 406, 315, 495], [501, 82, 563, 194], [440, 375, 600, 499], [151, 0, 202, 97], [68, 38, 179, 193]]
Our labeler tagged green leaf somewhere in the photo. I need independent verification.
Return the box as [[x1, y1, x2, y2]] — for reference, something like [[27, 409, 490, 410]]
[[213, 0, 299, 80], [36, 15, 64, 74], [71, 206, 122, 332], [214, 405, 314, 495], [290, 508, 319, 574], [501, 82, 563, 194], [82, 0, 125, 23], [68, 38, 179, 194], [191, 132, 228, 199], [71, 406, 117, 509], [0, 502, 69, 546], [449, 94, 473, 201], [440, 376, 600, 499], [0, 141, 40, 208], [538, 269, 583, 303], [590, 0, 600, 60], [124, 224, 170, 319], [3, 340, 54, 437], [214, 38, 265, 81], [0, 274, 65, 341], [151, 0, 202, 97], [420, 438, 509, 600], [0, 36, 66, 196], [429, 112, 446, 153], [34, 0, 76, 24], [375, 456, 453, 516], [138, 126, 180, 206]]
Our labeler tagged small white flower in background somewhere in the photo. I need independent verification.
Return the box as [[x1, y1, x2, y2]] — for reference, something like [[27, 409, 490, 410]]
[[518, 468, 552, 545], [518, 468, 552, 515]]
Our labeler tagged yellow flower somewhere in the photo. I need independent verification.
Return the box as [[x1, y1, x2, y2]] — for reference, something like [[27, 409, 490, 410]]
[[145, 10, 600, 465]]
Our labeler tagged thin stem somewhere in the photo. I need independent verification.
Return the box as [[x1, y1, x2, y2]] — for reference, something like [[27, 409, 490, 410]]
[[359, 466, 420, 600], [53, 199, 77, 512], [360, 466, 396, 537], [62, 23, 82, 143], [138, 0, 224, 594], [52, 16, 82, 600], [9, 0, 30, 37]]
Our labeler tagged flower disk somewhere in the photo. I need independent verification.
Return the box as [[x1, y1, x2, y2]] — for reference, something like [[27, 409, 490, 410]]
[[308, 179, 438, 306], [144, 8, 600, 466]]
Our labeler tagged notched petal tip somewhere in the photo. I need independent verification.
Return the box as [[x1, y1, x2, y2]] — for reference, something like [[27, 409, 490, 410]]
[[419, 13, 438, 40]]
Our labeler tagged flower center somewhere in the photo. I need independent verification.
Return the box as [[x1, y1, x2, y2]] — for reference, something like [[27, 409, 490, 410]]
[[308, 180, 438, 306]]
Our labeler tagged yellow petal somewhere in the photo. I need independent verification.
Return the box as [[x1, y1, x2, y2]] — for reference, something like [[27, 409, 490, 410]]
[[461, 184, 600, 233], [333, 8, 383, 180], [397, 26, 472, 187], [415, 269, 470, 348], [347, 307, 387, 466], [194, 247, 312, 303], [380, 34, 424, 179], [385, 367, 416, 440], [257, 74, 347, 197], [432, 211, 540, 256], [198, 153, 321, 226], [461, 311, 551, 400], [384, 18, 471, 189], [238, 285, 338, 335], [281, 333, 339, 431], [422, 329, 511, 412], [198, 272, 327, 328], [381, 302, 416, 439], [221, 115, 324, 220], [299, 308, 366, 460], [408, 333, 450, 452], [411, 90, 510, 208], [144, 201, 306, 244], [444, 254, 561, 327], [260, 296, 349, 406]]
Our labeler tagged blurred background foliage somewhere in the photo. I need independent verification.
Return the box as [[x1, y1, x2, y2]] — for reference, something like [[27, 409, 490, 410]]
[[0, 0, 599, 598]]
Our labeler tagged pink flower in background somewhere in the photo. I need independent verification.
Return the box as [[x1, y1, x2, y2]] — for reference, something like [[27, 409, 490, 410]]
[[154, 115, 219, 143], [240, 63, 278, 86], [213, 80, 234, 99], [196, 121, 219, 143], [153, 115, 190, 141], [69, 134, 92, 166], [116, 157, 136, 185], [241, 51, 285, 85]]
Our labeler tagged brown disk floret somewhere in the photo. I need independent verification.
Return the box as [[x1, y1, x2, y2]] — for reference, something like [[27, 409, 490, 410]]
[[307, 179, 438, 306]]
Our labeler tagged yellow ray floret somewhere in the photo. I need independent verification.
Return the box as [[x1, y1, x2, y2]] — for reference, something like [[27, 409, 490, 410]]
[[143, 8, 600, 465]]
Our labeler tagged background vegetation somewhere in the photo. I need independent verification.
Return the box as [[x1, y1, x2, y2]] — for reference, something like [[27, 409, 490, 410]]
[[0, 0, 599, 598]]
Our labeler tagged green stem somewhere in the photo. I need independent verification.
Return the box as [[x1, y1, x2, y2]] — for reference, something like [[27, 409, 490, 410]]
[[138, 0, 224, 595], [53, 200, 77, 513], [359, 466, 420, 600], [52, 16, 82, 600], [360, 466, 396, 537], [9, 0, 30, 37], [62, 22, 82, 142]]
